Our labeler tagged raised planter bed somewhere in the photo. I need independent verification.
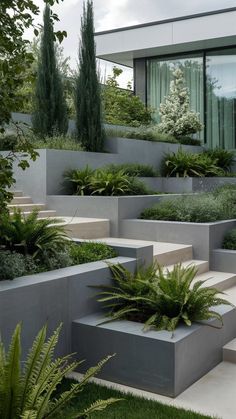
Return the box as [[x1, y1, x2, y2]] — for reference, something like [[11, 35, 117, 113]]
[[120, 219, 236, 261], [139, 177, 236, 193], [47, 194, 182, 236], [212, 249, 236, 274], [72, 306, 236, 397], [0, 257, 136, 359]]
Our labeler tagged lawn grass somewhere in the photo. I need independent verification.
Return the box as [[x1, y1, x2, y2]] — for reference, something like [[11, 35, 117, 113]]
[[58, 380, 214, 419]]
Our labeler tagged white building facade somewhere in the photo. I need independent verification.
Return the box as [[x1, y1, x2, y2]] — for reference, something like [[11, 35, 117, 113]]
[[95, 8, 236, 149]]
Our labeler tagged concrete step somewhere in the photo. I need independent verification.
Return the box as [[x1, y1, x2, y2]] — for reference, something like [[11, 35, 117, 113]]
[[80, 237, 193, 266], [54, 217, 110, 239], [153, 243, 193, 266], [8, 203, 46, 212], [11, 190, 23, 197], [223, 339, 236, 363], [192, 271, 236, 291], [164, 260, 209, 275], [14, 210, 57, 219], [11, 196, 33, 205]]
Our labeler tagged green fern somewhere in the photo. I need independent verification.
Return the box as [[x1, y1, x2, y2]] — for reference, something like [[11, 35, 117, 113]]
[[0, 210, 68, 258], [0, 324, 118, 418], [93, 263, 232, 332]]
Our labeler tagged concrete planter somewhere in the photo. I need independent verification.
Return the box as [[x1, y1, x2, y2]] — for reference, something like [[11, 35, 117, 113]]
[[0, 257, 136, 360], [120, 219, 236, 261], [72, 306, 236, 397], [212, 249, 236, 274], [139, 177, 236, 193], [46, 194, 182, 236]]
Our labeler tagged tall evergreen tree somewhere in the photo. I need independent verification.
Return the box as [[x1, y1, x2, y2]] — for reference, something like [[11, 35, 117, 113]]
[[75, 0, 105, 151], [32, 4, 68, 137]]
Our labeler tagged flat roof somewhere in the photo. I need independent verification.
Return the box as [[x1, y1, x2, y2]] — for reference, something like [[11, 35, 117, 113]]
[[95, 8, 236, 67], [95, 7, 236, 36]]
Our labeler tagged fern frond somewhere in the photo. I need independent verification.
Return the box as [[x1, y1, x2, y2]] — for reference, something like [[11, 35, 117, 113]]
[[1, 323, 21, 419], [76, 398, 121, 418]]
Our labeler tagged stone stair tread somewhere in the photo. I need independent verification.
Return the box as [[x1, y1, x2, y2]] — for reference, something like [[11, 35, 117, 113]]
[[8, 203, 45, 209], [84, 237, 192, 254], [53, 216, 110, 225], [192, 271, 236, 291], [223, 338, 236, 351], [14, 210, 57, 218], [11, 190, 23, 197], [164, 259, 209, 274]]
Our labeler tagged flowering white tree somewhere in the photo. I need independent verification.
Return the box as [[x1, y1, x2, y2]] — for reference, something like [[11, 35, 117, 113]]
[[158, 68, 203, 138]]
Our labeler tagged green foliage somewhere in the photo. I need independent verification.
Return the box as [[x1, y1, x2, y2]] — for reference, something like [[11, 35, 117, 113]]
[[93, 263, 230, 332], [69, 242, 117, 265], [106, 126, 201, 145], [64, 166, 94, 195], [75, 0, 105, 151], [140, 190, 236, 223], [30, 134, 84, 151], [104, 163, 157, 177], [32, 4, 68, 137], [65, 167, 151, 196], [0, 0, 66, 129], [0, 134, 38, 213], [223, 229, 236, 250], [0, 134, 18, 151], [0, 210, 68, 258], [0, 251, 37, 281], [162, 149, 224, 177], [90, 170, 135, 196], [205, 148, 235, 172], [103, 67, 152, 127], [0, 323, 118, 418]]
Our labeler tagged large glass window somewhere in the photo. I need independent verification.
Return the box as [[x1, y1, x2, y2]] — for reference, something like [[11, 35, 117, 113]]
[[147, 55, 204, 135], [206, 49, 236, 149]]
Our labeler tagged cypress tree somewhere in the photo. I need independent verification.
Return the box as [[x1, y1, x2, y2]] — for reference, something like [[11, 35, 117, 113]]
[[32, 4, 68, 137], [75, 0, 105, 151]]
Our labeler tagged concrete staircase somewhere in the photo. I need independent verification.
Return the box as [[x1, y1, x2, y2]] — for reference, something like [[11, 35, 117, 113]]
[[79, 236, 236, 291], [8, 190, 110, 239]]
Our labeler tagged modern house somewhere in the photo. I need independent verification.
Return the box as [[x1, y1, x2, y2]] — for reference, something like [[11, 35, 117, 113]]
[[95, 8, 236, 149]]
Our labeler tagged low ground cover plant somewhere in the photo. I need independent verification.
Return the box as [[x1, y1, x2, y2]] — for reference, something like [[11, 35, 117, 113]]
[[222, 229, 236, 250], [0, 133, 84, 152], [0, 210, 116, 280], [104, 163, 157, 177], [106, 126, 202, 146], [93, 263, 231, 332], [65, 167, 152, 196], [0, 323, 117, 418], [140, 189, 236, 222]]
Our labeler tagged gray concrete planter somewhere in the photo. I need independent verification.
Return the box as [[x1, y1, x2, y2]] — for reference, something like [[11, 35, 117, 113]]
[[212, 249, 236, 274], [46, 194, 182, 236], [120, 219, 236, 261], [139, 177, 236, 193], [0, 257, 136, 360], [72, 306, 236, 397]]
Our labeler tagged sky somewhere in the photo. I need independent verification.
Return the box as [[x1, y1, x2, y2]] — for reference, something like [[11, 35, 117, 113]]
[[29, 0, 236, 86]]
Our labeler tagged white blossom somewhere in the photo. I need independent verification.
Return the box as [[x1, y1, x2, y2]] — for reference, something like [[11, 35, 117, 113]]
[[158, 68, 203, 138]]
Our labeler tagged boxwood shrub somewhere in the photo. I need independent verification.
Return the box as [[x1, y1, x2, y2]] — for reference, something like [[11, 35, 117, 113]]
[[222, 229, 236, 250]]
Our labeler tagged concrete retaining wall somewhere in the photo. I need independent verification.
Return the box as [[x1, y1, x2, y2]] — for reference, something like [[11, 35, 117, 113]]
[[0, 257, 136, 360], [139, 177, 236, 193], [72, 306, 236, 397], [212, 249, 236, 274], [120, 219, 236, 261], [46, 194, 183, 236]]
